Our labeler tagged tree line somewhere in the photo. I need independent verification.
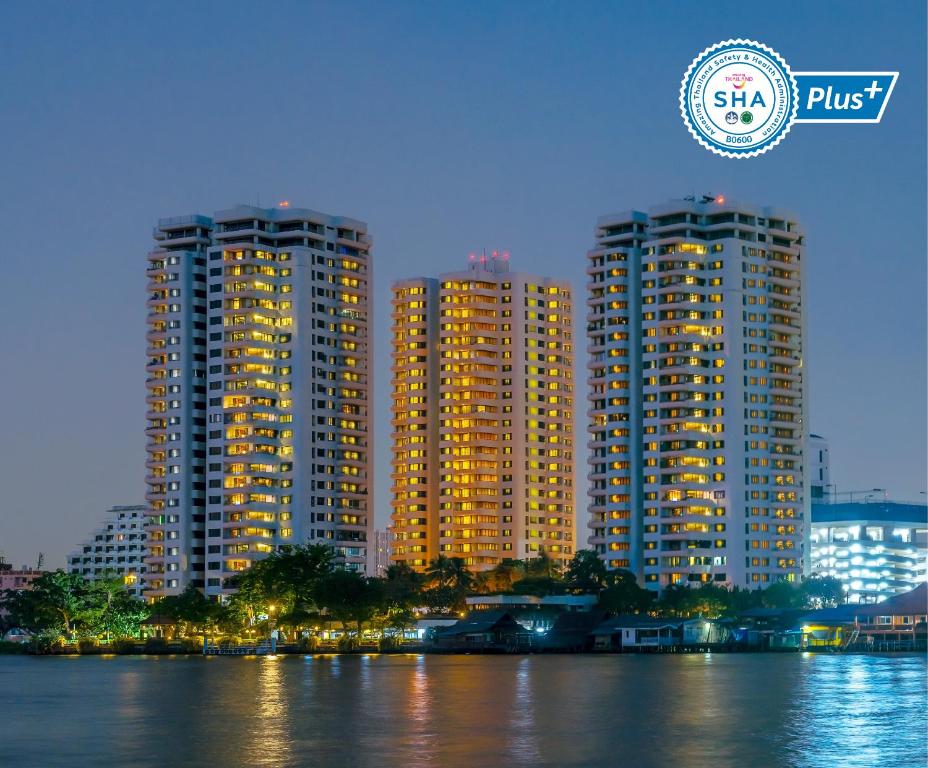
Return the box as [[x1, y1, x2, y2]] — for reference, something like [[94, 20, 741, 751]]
[[1, 546, 845, 648]]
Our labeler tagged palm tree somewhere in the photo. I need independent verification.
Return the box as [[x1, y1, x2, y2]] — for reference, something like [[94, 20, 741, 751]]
[[425, 555, 455, 590], [447, 558, 474, 595], [383, 563, 424, 612], [565, 549, 608, 594], [524, 551, 559, 579], [482, 560, 519, 593], [424, 556, 475, 614]]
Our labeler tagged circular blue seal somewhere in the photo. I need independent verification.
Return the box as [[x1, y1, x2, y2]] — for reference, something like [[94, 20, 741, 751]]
[[680, 39, 798, 158]]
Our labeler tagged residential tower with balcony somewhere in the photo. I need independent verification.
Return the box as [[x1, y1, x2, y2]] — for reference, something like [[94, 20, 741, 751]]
[[587, 197, 808, 589], [391, 254, 575, 571], [145, 204, 373, 600]]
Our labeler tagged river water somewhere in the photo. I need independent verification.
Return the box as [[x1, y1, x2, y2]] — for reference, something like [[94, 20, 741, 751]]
[[1, 653, 924, 767]]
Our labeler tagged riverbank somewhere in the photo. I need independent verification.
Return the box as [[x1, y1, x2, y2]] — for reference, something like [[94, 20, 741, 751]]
[[8, 640, 925, 657]]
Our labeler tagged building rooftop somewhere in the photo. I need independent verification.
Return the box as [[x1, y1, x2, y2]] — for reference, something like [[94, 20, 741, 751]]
[[811, 501, 928, 525], [437, 610, 523, 637], [799, 604, 861, 625], [590, 614, 682, 634], [856, 583, 927, 617]]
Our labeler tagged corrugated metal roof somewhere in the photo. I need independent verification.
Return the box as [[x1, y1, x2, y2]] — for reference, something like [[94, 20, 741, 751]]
[[856, 583, 927, 616], [590, 614, 681, 635]]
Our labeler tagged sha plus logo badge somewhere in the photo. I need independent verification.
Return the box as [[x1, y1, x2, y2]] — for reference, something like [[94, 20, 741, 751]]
[[680, 39, 899, 159], [680, 39, 797, 158]]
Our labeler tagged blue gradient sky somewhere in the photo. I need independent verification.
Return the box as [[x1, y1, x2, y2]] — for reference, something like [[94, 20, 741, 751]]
[[0, 1, 924, 568]]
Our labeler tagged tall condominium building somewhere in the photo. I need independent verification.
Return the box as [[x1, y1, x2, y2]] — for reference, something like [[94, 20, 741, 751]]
[[391, 254, 575, 572], [68, 505, 148, 599], [145, 204, 372, 601], [587, 197, 808, 589]]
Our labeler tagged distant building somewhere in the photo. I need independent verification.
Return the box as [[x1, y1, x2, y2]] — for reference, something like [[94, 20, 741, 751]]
[[809, 434, 830, 500], [371, 528, 391, 577], [390, 256, 575, 572], [811, 500, 928, 603], [68, 505, 148, 599], [464, 594, 598, 633], [853, 583, 928, 646], [0, 558, 45, 621], [797, 583, 928, 650], [434, 610, 532, 651], [0, 561, 44, 594]]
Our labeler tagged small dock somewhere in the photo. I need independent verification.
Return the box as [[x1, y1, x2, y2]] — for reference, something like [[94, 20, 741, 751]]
[[203, 638, 276, 656]]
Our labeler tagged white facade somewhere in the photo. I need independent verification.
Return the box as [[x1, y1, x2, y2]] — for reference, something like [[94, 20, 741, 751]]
[[68, 505, 148, 599], [391, 256, 575, 571], [809, 433, 830, 501], [811, 501, 928, 602], [145, 216, 212, 597], [146, 204, 373, 600], [587, 198, 808, 589]]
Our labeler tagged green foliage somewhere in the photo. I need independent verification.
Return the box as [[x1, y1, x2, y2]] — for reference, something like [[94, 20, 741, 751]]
[[652, 576, 842, 618], [111, 638, 139, 654], [521, 552, 561, 579], [565, 550, 610, 594], [91, 580, 151, 639], [423, 556, 476, 613], [77, 639, 99, 654], [313, 570, 383, 630], [0, 571, 149, 643], [179, 638, 202, 653], [154, 584, 221, 636], [599, 569, 656, 614], [382, 563, 424, 612], [379, 635, 400, 651], [1, 571, 91, 636], [473, 560, 520, 593], [0, 550, 845, 652], [223, 544, 336, 633], [509, 576, 566, 597], [298, 634, 320, 652], [801, 575, 845, 608], [422, 584, 457, 615], [759, 580, 807, 610]]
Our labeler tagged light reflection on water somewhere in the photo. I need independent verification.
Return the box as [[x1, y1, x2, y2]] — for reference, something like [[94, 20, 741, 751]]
[[404, 654, 434, 768], [1, 653, 924, 768], [786, 654, 928, 768], [508, 657, 541, 764], [247, 657, 288, 767]]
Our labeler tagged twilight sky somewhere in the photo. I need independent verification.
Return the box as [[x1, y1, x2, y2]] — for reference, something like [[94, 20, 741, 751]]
[[0, 1, 924, 569]]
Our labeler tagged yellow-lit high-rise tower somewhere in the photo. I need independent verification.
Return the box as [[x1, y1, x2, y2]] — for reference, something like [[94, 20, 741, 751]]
[[391, 253, 574, 572]]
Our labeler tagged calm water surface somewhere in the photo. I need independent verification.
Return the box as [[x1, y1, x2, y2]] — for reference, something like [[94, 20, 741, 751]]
[[2, 653, 925, 767]]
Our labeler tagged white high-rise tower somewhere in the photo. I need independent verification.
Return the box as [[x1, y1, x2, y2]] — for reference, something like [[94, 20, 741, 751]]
[[587, 197, 808, 589], [145, 204, 373, 600]]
